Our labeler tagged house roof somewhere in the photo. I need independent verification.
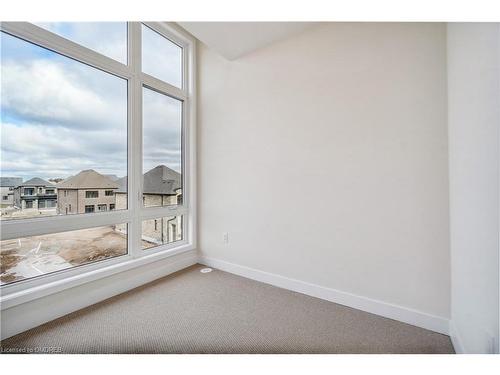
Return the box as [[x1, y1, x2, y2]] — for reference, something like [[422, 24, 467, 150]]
[[57, 170, 118, 189], [20, 177, 54, 187], [104, 174, 120, 182], [116, 165, 181, 195], [0, 177, 23, 187]]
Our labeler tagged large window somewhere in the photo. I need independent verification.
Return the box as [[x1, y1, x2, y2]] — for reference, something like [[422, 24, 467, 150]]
[[142, 88, 182, 208], [0, 22, 194, 291], [1, 225, 127, 285], [0, 30, 127, 221]]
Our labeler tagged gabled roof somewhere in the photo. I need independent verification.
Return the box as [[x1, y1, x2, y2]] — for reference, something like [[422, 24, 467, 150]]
[[20, 177, 54, 187], [0, 177, 23, 187], [56, 170, 118, 189], [116, 165, 181, 195]]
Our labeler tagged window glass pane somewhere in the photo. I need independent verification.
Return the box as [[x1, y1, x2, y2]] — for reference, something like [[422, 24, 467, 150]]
[[142, 24, 182, 88], [142, 216, 183, 250], [35, 22, 127, 64], [142, 87, 182, 207], [0, 32, 127, 221], [0, 224, 127, 285]]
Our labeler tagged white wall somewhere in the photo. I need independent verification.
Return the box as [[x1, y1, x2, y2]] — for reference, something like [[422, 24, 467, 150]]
[[198, 23, 450, 322], [447, 23, 500, 354]]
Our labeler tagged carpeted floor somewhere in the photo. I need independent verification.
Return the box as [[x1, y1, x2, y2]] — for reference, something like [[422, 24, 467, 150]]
[[1, 264, 454, 354]]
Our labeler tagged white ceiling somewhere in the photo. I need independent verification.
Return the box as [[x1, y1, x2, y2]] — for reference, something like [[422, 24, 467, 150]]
[[177, 22, 316, 60]]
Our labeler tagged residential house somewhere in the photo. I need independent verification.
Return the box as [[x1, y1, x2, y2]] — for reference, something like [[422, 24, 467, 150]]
[[115, 165, 182, 245], [56, 170, 118, 215], [13, 177, 57, 210], [0, 177, 23, 207]]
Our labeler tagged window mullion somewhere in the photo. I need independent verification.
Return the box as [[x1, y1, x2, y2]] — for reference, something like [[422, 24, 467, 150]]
[[128, 22, 143, 259]]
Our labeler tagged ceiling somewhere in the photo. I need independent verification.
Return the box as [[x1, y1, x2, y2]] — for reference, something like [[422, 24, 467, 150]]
[[177, 22, 316, 60]]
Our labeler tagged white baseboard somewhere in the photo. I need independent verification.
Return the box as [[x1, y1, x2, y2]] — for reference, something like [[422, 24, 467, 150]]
[[449, 320, 465, 353], [199, 256, 450, 336], [1, 251, 198, 340]]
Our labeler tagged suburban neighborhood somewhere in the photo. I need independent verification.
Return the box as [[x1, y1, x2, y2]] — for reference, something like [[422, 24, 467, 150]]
[[0, 165, 183, 285]]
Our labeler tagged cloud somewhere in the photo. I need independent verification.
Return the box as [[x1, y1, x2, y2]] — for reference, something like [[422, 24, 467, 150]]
[[2, 59, 126, 130], [143, 87, 182, 173], [35, 22, 127, 64], [142, 24, 182, 88], [1, 30, 182, 182]]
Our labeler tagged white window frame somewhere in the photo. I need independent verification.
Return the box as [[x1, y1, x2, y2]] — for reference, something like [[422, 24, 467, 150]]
[[0, 22, 197, 308]]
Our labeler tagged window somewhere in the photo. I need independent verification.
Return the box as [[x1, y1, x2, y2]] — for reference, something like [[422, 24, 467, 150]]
[[1, 30, 127, 221], [0, 22, 194, 292], [2, 196, 8, 200], [86, 191, 99, 198], [142, 216, 183, 250], [0, 225, 127, 285], [142, 88, 182, 207], [142, 24, 182, 88]]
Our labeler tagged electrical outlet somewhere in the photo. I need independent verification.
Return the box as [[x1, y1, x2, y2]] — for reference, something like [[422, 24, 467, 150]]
[[223, 232, 229, 245]]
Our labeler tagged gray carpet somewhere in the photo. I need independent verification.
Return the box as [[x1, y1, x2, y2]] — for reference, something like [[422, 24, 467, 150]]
[[1, 264, 454, 354]]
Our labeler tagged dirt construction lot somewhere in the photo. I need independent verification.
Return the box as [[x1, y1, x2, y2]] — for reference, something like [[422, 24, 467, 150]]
[[0, 226, 127, 285]]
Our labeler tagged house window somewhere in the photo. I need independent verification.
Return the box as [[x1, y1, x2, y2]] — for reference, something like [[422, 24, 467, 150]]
[[0, 22, 194, 290], [86, 191, 99, 198], [2, 196, 8, 201]]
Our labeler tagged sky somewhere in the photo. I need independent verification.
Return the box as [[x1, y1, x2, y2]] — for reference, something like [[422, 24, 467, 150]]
[[0, 23, 182, 185]]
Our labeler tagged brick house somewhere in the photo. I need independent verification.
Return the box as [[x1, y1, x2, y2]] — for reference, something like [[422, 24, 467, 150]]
[[115, 165, 182, 246], [56, 170, 118, 215]]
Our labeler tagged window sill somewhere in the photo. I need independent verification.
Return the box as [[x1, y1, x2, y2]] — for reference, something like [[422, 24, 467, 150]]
[[0, 244, 196, 310]]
